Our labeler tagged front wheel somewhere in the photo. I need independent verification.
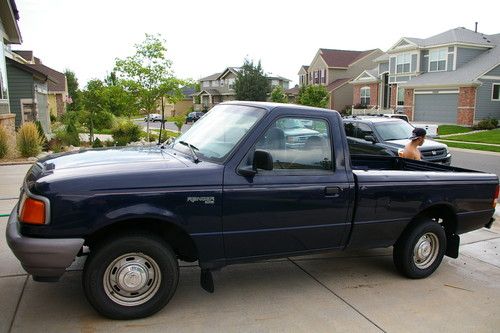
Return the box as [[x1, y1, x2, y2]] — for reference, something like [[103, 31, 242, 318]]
[[83, 234, 179, 319], [393, 219, 446, 279]]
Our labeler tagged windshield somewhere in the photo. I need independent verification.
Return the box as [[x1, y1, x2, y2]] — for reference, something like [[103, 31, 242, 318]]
[[374, 121, 415, 141], [173, 104, 267, 162]]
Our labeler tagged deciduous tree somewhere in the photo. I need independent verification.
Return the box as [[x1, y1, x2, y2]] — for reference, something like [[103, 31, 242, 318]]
[[297, 85, 329, 108], [270, 85, 288, 103]]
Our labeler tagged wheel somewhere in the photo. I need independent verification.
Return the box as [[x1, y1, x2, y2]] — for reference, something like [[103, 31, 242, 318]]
[[393, 218, 446, 279], [83, 234, 179, 319]]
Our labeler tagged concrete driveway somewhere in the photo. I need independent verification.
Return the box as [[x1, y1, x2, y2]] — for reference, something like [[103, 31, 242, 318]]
[[1, 164, 499, 332]]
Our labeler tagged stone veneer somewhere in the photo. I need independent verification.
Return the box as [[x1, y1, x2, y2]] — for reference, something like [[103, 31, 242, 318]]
[[390, 85, 398, 109], [457, 87, 476, 126], [0, 113, 16, 137]]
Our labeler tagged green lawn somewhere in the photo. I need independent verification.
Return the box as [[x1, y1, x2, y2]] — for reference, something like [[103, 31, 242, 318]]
[[438, 125, 472, 135], [437, 140, 500, 153], [441, 128, 500, 144]]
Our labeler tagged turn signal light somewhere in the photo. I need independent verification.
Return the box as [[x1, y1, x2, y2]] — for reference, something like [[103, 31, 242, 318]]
[[20, 197, 46, 225]]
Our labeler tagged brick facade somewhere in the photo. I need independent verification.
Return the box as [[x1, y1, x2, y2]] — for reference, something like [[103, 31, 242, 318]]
[[457, 87, 476, 126], [390, 84, 397, 109], [353, 83, 379, 107], [403, 88, 414, 121]]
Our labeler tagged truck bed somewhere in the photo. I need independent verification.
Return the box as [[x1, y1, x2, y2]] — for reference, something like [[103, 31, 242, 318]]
[[351, 155, 477, 173]]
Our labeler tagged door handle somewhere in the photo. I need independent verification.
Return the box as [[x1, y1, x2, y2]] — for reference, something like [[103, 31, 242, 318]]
[[325, 186, 342, 197]]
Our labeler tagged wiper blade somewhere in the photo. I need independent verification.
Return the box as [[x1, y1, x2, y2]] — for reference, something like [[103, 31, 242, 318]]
[[178, 140, 200, 163]]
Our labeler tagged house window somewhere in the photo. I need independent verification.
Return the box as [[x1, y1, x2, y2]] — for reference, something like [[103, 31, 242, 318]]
[[397, 86, 405, 106], [271, 80, 279, 86], [429, 48, 447, 72], [492, 83, 500, 101], [220, 79, 224, 86], [360, 87, 370, 106], [228, 78, 235, 90], [396, 53, 411, 73], [211, 80, 219, 87], [202, 81, 209, 88], [323, 69, 326, 84]]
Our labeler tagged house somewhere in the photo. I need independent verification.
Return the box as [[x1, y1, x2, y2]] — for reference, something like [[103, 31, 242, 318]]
[[194, 67, 290, 111], [289, 48, 384, 111], [13, 51, 68, 118], [5, 57, 52, 134], [351, 27, 500, 125], [0, 0, 22, 134], [155, 86, 196, 117]]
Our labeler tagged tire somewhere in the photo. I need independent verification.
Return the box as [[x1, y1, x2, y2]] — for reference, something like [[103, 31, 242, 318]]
[[82, 234, 179, 319], [393, 218, 446, 279]]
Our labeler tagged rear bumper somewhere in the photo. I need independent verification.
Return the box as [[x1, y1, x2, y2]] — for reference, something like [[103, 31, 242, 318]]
[[6, 205, 84, 281]]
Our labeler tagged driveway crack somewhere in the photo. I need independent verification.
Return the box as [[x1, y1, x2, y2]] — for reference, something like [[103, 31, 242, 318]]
[[8, 275, 28, 333]]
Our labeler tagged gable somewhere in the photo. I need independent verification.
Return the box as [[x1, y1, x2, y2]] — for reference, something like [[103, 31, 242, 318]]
[[388, 38, 418, 53]]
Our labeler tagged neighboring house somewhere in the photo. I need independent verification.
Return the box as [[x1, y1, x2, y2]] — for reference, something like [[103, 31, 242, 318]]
[[351, 27, 500, 125], [0, 0, 22, 134], [156, 86, 195, 117], [13, 50, 68, 118], [194, 67, 290, 111], [289, 48, 384, 111], [5, 57, 51, 134]]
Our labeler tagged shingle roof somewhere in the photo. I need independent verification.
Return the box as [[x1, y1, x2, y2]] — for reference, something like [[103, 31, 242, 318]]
[[373, 53, 389, 63], [13, 50, 33, 61], [400, 34, 500, 88], [27, 63, 66, 92], [181, 86, 196, 97], [319, 49, 376, 68], [326, 78, 351, 92], [285, 86, 300, 95], [268, 75, 291, 82], [405, 27, 494, 48], [199, 72, 221, 81]]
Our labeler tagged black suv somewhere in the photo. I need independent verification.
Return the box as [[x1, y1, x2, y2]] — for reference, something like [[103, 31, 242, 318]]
[[343, 116, 451, 164], [185, 111, 204, 124]]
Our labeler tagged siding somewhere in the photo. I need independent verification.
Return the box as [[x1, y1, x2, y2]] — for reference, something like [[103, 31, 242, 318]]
[[456, 47, 487, 68], [411, 54, 417, 72], [389, 57, 395, 74], [6, 62, 34, 128], [475, 79, 500, 121], [447, 53, 454, 71], [332, 83, 354, 111], [485, 65, 500, 76]]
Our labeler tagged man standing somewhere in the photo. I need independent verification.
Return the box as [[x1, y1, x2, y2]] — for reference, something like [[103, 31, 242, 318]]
[[401, 128, 426, 160]]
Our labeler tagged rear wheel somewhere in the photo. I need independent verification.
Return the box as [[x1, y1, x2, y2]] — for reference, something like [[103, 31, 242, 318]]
[[83, 234, 178, 319], [393, 219, 446, 278]]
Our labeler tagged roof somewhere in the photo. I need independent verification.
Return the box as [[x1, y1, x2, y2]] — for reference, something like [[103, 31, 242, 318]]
[[199, 72, 221, 81], [351, 67, 380, 84], [181, 86, 196, 97], [400, 34, 500, 88], [267, 75, 291, 82], [13, 50, 33, 62], [285, 86, 300, 95], [319, 49, 376, 68], [326, 78, 351, 91], [0, 0, 22, 44], [402, 27, 494, 49], [345, 116, 402, 124], [197, 89, 221, 96], [220, 100, 335, 113], [6, 58, 48, 82], [26, 63, 66, 92], [373, 53, 389, 63]]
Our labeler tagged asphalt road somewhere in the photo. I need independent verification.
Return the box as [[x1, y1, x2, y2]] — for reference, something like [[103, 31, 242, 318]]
[[449, 148, 500, 177], [135, 120, 192, 133]]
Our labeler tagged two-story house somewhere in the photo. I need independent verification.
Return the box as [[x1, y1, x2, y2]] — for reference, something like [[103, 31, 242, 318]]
[[194, 67, 290, 111], [291, 48, 384, 111], [0, 0, 22, 134], [351, 27, 500, 125]]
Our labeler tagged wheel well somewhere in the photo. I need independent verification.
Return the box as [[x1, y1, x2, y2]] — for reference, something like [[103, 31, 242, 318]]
[[408, 204, 458, 236], [85, 219, 198, 262]]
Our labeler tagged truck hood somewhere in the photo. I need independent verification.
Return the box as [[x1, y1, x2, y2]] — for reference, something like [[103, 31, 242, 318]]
[[384, 139, 448, 151], [37, 146, 185, 171]]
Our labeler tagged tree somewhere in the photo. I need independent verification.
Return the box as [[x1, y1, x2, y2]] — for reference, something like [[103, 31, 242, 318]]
[[234, 59, 269, 101], [80, 79, 114, 143], [270, 85, 287, 103], [104, 72, 138, 118], [65, 69, 81, 111], [114, 34, 186, 141], [297, 85, 329, 108]]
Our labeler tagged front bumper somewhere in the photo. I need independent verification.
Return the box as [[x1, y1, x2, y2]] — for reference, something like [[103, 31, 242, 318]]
[[6, 205, 84, 281]]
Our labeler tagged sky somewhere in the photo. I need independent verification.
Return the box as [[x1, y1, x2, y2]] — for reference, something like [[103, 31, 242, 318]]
[[12, 0, 500, 87]]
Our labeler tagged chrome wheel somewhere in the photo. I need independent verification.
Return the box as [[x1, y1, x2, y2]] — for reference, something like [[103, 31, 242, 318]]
[[413, 233, 439, 269], [103, 253, 161, 307]]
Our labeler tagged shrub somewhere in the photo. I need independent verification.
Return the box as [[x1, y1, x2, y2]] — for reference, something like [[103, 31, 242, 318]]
[[474, 118, 497, 130], [92, 137, 103, 148], [17, 123, 43, 157], [47, 138, 64, 153], [172, 116, 184, 132], [0, 125, 9, 158], [111, 120, 141, 146], [34, 121, 48, 150], [50, 113, 57, 123]]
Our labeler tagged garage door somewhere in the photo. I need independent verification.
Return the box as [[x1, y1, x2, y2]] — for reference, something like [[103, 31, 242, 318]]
[[414, 91, 458, 123]]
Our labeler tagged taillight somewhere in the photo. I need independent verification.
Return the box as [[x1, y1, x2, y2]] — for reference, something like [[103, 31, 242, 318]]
[[20, 197, 46, 225], [494, 185, 499, 208]]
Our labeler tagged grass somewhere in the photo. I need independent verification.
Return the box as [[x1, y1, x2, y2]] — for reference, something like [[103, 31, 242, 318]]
[[441, 128, 500, 144], [438, 125, 472, 135], [437, 140, 500, 153]]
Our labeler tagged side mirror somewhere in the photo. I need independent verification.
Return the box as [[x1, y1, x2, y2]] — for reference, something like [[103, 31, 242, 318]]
[[364, 135, 377, 144], [238, 150, 273, 177], [253, 150, 273, 171]]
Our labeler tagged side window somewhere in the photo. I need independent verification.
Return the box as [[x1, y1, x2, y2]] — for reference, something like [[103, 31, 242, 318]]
[[354, 123, 373, 140], [254, 117, 333, 172]]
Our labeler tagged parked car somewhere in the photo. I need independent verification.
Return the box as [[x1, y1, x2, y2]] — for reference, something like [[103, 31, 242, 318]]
[[343, 116, 451, 164], [275, 118, 323, 148], [411, 122, 439, 137], [7, 102, 498, 319], [185, 111, 204, 123], [144, 113, 162, 122]]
